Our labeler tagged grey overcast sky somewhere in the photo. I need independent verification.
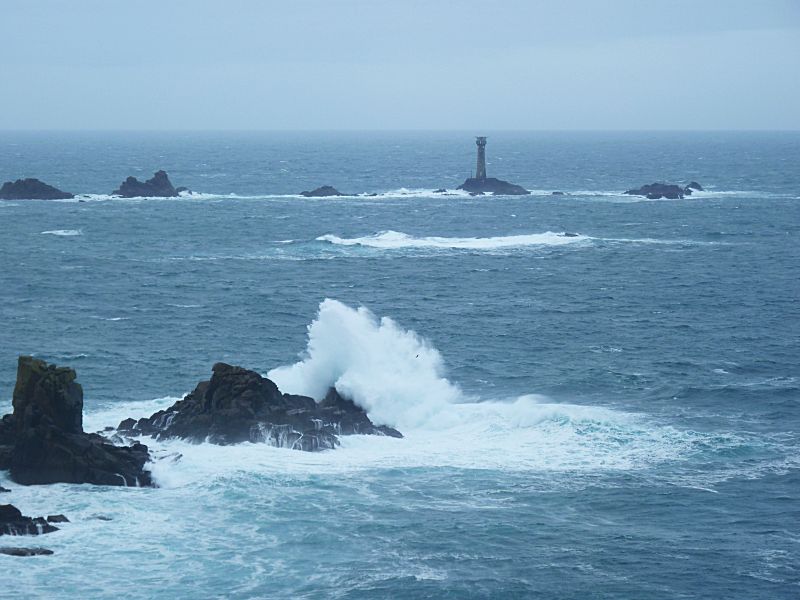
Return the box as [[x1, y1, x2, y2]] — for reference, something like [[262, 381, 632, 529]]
[[2, 0, 799, 130]]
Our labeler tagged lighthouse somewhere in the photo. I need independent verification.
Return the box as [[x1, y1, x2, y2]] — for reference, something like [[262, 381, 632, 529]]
[[457, 136, 529, 195], [475, 136, 487, 180]]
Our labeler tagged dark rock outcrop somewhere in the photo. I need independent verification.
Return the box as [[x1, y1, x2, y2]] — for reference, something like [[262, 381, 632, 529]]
[[118, 363, 401, 451], [300, 185, 346, 197], [46, 514, 69, 524], [0, 487, 9, 493], [0, 357, 152, 487], [551, 191, 566, 196], [112, 170, 179, 197], [624, 182, 703, 200], [457, 177, 529, 196], [0, 179, 74, 200], [0, 504, 59, 536], [0, 546, 54, 556]]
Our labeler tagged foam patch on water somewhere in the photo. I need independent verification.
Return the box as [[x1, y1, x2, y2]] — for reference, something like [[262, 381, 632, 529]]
[[41, 229, 82, 236], [317, 230, 587, 250]]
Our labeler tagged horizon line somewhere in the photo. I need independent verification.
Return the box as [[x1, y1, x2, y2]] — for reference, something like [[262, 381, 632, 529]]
[[1, 128, 799, 134]]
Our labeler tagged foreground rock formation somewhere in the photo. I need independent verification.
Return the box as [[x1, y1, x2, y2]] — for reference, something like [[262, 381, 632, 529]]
[[0, 178, 74, 200], [300, 185, 346, 197], [0, 357, 152, 486], [624, 181, 703, 200], [118, 362, 402, 450], [457, 177, 530, 196], [112, 170, 183, 197]]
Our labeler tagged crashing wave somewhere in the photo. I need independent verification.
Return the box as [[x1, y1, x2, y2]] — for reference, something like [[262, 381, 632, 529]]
[[316, 230, 588, 250]]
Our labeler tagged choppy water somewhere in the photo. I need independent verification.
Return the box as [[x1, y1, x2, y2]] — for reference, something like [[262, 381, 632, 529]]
[[1, 132, 799, 599]]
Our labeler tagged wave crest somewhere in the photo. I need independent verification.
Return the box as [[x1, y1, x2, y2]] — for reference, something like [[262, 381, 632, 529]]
[[317, 230, 587, 250]]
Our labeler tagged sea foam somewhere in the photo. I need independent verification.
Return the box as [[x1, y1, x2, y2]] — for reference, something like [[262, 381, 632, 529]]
[[268, 299, 460, 430], [317, 230, 587, 250], [41, 229, 82, 236], [80, 299, 749, 484]]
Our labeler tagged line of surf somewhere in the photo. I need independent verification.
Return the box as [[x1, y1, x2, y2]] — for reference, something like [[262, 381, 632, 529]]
[[317, 230, 587, 250]]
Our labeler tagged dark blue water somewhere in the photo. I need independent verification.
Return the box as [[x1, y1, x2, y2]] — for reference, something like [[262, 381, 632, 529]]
[[1, 132, 798, 598]]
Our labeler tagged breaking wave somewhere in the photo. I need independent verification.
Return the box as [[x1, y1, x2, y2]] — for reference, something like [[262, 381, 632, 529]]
[[79, 299, 771, 484], [317, 230, 587, 250], [41, 229, 82, 236]]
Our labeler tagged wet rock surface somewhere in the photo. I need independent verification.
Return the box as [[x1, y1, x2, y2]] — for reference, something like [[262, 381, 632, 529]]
[[1, 357, 152, 487], [118, 362, 402, 450], [0, 504, 59, 536]]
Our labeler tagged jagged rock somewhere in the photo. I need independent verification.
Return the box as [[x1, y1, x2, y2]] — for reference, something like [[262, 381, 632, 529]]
[[457, 177, 529, 196], [562, 232, 580, 237], [551, 191, 566, 196], [112, 170, 179, 197], [300, 185, 346, 197], [0, 487, 9, 493], [0, 504, 59, 536], [1, 357, 152, 487], [118, 363, 401, 451], [624, 182, 703, 200], [433, 188, 447, 194], [0, 547, 54, 556], [0, 178, 74, 200], [12, 356, 83, 435]]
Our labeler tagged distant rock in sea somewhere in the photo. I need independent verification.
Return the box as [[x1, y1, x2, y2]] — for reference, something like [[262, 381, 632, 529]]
[[300, 185, 346, 197], [457, 177, 530, 196], [112, 170, 180, 197], [0, 178, 74, 200], [118, 362, 402, 450], [0, 356, 152, 486], [624, 182, 703, 200]]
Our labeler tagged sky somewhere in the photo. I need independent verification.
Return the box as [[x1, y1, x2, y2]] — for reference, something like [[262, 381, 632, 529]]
[[1, 0, 799, 130]]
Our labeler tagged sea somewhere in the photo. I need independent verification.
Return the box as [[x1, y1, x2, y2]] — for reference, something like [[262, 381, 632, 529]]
[[0, 131, 798, 599]]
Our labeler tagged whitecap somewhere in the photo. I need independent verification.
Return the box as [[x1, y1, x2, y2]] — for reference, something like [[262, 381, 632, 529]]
[[317, 230, 588, 250], [41, 229, 82, 236]]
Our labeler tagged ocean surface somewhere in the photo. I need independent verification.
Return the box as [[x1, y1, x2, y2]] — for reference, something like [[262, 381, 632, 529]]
[[0, 131, 798, 599]]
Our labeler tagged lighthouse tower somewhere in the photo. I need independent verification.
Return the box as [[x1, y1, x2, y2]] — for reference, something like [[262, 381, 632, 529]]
[[475, 137, 487, 180]]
